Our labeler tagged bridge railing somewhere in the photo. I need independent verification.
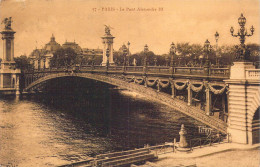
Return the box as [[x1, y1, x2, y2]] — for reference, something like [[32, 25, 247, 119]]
[[24, 65, 230, 78], [125, 66, 144, 72], [210, 67, 230, 77], [174, 67, 204, 75], [246, 69, 260, 80], [147, 66, 170, 73]]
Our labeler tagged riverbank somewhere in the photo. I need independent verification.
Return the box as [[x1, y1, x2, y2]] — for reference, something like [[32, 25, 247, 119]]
[[145, 143, 260, 167]]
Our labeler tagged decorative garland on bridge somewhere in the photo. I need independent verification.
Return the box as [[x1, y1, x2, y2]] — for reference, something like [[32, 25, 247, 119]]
[[208, 83, 226, 95], [145, 78, 158, 87], [134, 77, 144, 85], [125, 76, 135, 82], [174, 81, 188, 90], [158, 79, 170, 88], [190, 82, 204, 92]]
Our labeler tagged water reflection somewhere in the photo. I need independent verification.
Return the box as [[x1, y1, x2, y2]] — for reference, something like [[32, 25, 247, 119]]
[[0, 79, 204, 166]]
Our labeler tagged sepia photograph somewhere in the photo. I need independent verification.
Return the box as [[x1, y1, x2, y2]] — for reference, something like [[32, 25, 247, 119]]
[[0, 0, 259, 166]]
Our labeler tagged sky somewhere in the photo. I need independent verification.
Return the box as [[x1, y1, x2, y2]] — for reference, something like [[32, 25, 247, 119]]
[[0, 0, 259, 57]]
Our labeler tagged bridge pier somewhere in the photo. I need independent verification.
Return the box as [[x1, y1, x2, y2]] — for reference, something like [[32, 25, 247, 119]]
[[225, 62, 260, 144]]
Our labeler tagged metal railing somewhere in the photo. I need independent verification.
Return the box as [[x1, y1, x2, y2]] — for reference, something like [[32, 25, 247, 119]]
[[25, 65, 230, 78], [189, 133, 230, 151]]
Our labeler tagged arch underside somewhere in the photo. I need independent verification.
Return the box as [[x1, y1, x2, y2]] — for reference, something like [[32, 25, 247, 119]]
[[24, 72, 227, 133]]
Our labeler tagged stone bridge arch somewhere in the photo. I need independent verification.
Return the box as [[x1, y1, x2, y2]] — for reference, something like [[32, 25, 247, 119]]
[[23, 72, 227, 134]]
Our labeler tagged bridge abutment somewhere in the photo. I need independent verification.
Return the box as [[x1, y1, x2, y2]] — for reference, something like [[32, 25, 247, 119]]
[[225, 62, 260, 144]]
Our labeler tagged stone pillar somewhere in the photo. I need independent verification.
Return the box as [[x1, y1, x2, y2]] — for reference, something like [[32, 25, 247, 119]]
[[101, 30, 115, 66], [205, 85, 212, 116], [225, 62, 260, 144], [187, 82, 192, 106], [1, 28, 16, 69], [0, 19, 21, 94]]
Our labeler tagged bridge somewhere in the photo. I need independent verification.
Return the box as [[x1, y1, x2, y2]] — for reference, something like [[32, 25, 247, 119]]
[[21, 64, 260, 145], [22, 65, 230, 134]]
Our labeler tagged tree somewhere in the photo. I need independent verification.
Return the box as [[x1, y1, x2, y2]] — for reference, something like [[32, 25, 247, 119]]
[[50, 48, 77, 68], [14, 55, 33, 71]]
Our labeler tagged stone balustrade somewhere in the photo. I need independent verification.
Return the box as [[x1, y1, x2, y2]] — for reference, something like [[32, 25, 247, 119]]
[[246, 69, 260, 80]]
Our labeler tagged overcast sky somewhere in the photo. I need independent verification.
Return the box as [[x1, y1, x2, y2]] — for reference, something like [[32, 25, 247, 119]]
[[0, 0, 259, 56]]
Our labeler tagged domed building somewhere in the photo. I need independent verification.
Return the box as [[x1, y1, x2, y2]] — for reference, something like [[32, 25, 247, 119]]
[[29, 34, 61, 69], [43, 34, 61, 52]]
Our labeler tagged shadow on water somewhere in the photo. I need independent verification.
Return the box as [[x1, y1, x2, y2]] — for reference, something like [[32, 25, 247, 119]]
[[23, 77, 204, 153], [0, 76, 206, 165]]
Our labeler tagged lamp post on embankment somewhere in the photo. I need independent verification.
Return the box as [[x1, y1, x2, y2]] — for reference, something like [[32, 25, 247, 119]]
[[225, 13, 259, 145]]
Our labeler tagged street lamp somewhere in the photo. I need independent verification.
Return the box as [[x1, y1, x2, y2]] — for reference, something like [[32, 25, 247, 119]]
[[143, 44, 149, 67], [169, 42, 176, 68], [127, 41, 130, 66], [215, 31, 220, 67], [230, 13, 254, 61], [123, 45, 128, 70], [204, 39, 212, 67]]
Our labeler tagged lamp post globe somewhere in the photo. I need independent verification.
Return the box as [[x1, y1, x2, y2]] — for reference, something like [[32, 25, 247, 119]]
[[238, 13, 246, 27]]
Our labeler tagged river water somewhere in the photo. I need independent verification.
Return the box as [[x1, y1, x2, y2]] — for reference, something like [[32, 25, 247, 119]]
[[0, 77, 204, 166]]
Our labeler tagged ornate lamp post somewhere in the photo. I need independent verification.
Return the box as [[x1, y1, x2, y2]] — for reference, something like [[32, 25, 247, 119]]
[[204, 39, 212, 75], [170, 42, 176, 67], [169, 42, 176, 72], [143, 44, 149, 66], [143, 44, 149, 73], [204, 39, 212, 65], [230, 13, 254, 61], [127, 41, 130, 66], [123, 46, 128, 71], [214, 31, 220, 67]]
